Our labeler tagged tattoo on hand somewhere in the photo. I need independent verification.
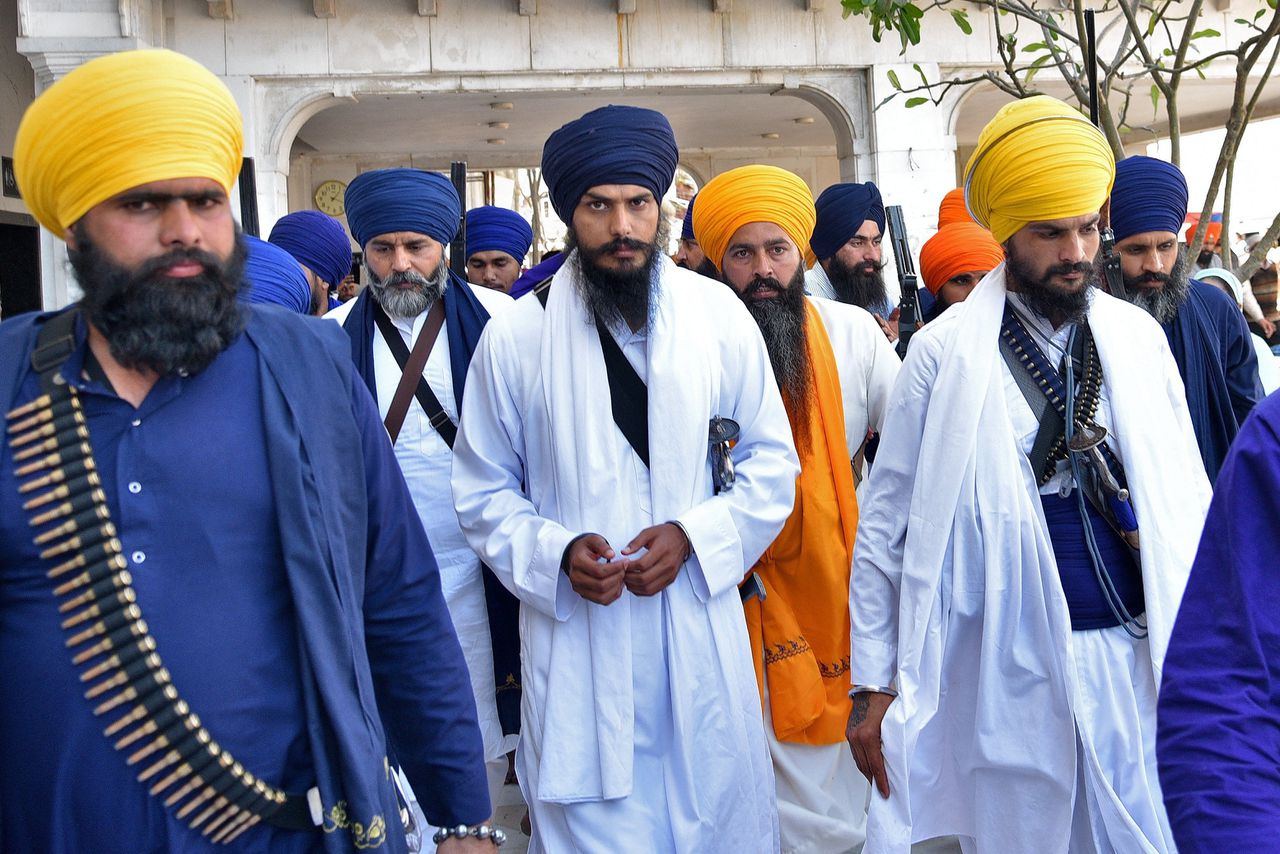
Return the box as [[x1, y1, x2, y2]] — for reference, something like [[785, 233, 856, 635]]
[[850, 693, 870, 727]]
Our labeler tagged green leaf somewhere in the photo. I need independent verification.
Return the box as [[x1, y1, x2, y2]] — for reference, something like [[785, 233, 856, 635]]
[[1235, 18, 1251, 25], [1196, 65, 1207, 79], [1150, 83, 1161, 112], [1258, 8, 1269, 20], [887, 69, 902, 90], [1191, 28, 1222, 39], [1162, 47, 1175, 56], [1145, 14, 1158, 37], [950, 8, 973, 34], [1022, 42, 1048, 52], [905, 97, 930, 108], [913, 62, 930, 85], [1024, 53, 1053, 85]]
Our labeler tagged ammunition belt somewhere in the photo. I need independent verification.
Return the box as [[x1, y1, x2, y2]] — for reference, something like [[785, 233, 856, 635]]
[[1000, 311, 1112, 487], [5, 333, 305, 845]]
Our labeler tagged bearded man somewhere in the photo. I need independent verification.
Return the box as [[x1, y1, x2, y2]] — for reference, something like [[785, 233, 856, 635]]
[[694, 164, 899, 854], [1108, 155, 1262, 484], [806, 182, 893, 327], [326, 169, 519, 846], [451, 105, 800, 853], [0, 49, 494, 853], [672, 193, 716, 277], [848, 96, 1210, 854]]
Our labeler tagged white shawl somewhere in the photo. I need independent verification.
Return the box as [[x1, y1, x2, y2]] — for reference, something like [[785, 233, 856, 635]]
[[853, 267, 1211, 852]]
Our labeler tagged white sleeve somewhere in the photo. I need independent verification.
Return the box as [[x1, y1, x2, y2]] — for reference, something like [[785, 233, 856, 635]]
[[676, 311, 799, 601], [850, 328, 940, 686], [451, 325, 579, 622]]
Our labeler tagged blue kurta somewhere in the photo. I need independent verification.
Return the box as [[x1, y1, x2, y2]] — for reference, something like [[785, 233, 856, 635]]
[[0, 307, 489, 853], [1157, 390, 1280, 851], [1162, 279, 1262, 483]]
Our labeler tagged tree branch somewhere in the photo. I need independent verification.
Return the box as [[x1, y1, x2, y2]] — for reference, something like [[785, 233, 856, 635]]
[[1239, 210, 1280, 282]]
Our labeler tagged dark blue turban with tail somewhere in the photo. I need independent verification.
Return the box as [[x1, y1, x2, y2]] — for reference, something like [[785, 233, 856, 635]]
[[268, 209, 353, 290], [810, 182, 885, 261], [681, 193, 697, 241], [465, 206, 533, 263], [541, 105, 679, 224], [241, 234, 312, 314], [1110, 155, 1189, 243], [344, 168, 461, 249]]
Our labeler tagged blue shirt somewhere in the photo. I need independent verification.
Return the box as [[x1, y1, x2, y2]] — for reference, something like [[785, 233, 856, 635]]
[[0, 325, 317, 853]]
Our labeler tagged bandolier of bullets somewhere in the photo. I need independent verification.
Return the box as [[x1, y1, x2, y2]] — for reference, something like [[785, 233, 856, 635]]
[[6, 378, 290, 845], [999, 322, 1106, 487]]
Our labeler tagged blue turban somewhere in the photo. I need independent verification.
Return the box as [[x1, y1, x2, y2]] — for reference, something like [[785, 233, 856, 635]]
[[241, 234, 312, 314], [344, 168, 461, 249], [810, 182, 885, 261], [465, 206, 533, 263], [267, 210, 352, 290], [1110, 155, 1188, 243], [681, 194, 697, 241], [540, 105, 679, 224]]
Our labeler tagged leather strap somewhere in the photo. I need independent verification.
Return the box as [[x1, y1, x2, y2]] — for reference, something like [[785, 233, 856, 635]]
[[374, 302, 450, 446]]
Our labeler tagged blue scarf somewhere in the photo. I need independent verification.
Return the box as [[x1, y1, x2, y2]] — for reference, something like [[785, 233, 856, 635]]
[[341, 271, 490, 409]]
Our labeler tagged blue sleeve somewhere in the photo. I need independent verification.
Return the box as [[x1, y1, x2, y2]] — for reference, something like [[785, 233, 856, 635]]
[[351, 375, 491, 826], [1157, 392, 1280, 850], [1209, 282, 1264, 427]]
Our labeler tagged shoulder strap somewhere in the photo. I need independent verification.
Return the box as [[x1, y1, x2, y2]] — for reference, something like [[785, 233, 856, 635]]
[[534, 280, 650, 467], [31, 308, 81, 391], [373, 302, 455, 447], [595, 317, 650, 468]]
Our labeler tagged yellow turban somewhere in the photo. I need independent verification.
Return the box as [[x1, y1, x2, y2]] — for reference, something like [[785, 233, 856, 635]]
[[15, 49, 243, 237], [963, 95, 1115, 244], [693, 165, 816, 271]]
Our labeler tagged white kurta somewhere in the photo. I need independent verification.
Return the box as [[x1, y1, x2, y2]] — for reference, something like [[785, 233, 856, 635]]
[[850, 268, 1211, 853], [763, 298, 898, 854], [452, 254, 799, 853], [326, 283, 516, 765]]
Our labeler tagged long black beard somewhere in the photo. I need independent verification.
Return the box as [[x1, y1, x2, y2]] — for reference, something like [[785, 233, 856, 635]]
[[826, 254, 887, 311], [367, 261, 447, 319], [736, 266, 814, 452], [69, 225, 247, 377], [568, 219, 668, 330], [1005, 241, 1094, 326], [1122, 251, 1190, 325]]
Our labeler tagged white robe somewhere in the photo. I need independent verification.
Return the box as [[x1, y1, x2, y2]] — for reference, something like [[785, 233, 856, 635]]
[[326, 283, 517, 761], [850, 267, 1211, 853], [452, 254, 799, 853]]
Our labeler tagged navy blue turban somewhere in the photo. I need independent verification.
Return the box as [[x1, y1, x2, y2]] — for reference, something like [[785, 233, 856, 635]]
[[267, 210, 352, 290], [465, 206, 533, 263], [241, 234, 312, 313], [681, 193, 697, 241], [1110, 155, 1188, 243], [810, 182, 885, 261], [344, 168, 461, 249], [541, 105, 679, 224]]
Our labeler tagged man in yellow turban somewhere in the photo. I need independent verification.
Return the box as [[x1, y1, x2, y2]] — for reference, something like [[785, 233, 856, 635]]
[[848, 95, 1209, 854], [694, 164, 899, 853], [2, 49, 497, 853]]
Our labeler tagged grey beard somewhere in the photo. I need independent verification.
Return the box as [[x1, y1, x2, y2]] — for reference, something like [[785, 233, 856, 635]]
[[367, 261, 448, 318], [1123, 253, 1190, 325]]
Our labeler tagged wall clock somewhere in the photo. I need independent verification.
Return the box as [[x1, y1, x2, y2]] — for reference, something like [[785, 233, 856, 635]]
[[314, 179, 347, 216]]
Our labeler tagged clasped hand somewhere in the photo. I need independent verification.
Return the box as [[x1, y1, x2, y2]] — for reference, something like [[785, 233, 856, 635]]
[[565, 523, 690, 605]]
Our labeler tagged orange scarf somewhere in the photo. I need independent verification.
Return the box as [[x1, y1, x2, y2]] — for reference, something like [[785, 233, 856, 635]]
[[744, 302, 859, 745]]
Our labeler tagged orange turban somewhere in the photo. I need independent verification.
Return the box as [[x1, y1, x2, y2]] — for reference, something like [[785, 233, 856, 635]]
[[15, 49, 243, 237], [937, 188, 975, 228], [964, 95, 1115, 244], [693, 165, 816, 271], [919, 222, 1005, 294]]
